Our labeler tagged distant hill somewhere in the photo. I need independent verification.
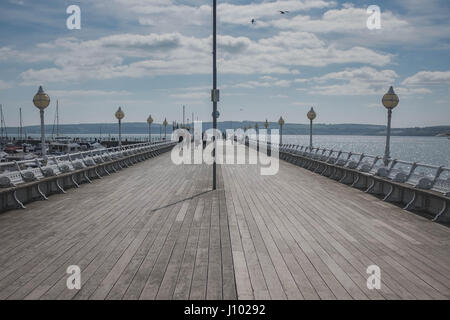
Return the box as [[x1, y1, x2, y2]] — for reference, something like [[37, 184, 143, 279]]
[[5, 122, 450, 137]]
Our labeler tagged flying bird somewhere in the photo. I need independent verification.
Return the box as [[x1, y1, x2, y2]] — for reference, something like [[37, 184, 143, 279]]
[[279, 10, 289, 14]]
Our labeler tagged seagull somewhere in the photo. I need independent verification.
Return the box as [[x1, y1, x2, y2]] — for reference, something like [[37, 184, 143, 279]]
[[279, 10, 289, 14], [251, 18, 256, 24]]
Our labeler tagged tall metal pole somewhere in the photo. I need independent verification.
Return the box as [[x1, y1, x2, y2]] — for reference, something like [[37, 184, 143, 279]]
[[40, 110, 46, 156], [0, 104, 6, 141], [309, 119, 313, 150], [148, 123, 151, 142], [19, 107, 23, 141], [383, 108, 392, 166], [280, 124, 283, 145], [56, 100, 59, 137], [118, 119, 122, 149], [212, 0, 217, 190]]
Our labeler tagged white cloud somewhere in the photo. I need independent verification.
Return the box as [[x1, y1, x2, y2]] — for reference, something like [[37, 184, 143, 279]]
[[234, 76, 292, 89], [402, 71, 450, 86], [268, 6, 408, 33], [169, 92, 209, 100], [261, 5, 450, 47], [309, 67, 398, 95], [395, 87, 432, 95], [8, 0, 25, 5], [218, 0, 335, 25], [314, 67, 398, 83], [117, 0, 335, 27], [48, 90, 132, 98], [304, 67, 428, 96], [14, 30, 391, 84], [235, 79, 292, 89]]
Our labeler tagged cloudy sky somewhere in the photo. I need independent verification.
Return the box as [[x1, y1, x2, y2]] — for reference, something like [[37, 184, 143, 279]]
[[0, 0, 449, 127]]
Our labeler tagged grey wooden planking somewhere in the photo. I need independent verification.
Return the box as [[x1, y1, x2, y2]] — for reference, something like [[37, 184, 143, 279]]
[[0, 149, 449, 300], [221, 148, 450, 300]]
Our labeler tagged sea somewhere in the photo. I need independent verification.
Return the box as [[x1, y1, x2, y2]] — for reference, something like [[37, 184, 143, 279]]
[[283, 135, 450, 167]]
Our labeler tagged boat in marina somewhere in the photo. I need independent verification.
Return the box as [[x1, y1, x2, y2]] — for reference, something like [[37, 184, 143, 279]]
[[49, 136, 81, 155]]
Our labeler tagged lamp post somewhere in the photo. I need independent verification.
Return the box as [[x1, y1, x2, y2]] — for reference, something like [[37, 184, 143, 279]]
[[147, 115, 153, 143], [115, 106, 125, 149], [382, 86, 399, 166], [163, 118, 168, 140], [307, 107, 316, 150], [211, 0, 219, 190], [32, 86, 50, 156], [278, 116, 285, 144]]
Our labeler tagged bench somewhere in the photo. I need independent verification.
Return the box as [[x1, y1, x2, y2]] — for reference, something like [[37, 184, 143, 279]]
[[278, 143, 450, 222]]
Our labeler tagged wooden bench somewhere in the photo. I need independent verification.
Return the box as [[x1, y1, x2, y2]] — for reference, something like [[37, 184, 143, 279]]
[[279, 146, 450, 222]]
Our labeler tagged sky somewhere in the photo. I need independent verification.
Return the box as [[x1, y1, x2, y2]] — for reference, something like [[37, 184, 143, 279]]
[[0, 0, 449, 128]]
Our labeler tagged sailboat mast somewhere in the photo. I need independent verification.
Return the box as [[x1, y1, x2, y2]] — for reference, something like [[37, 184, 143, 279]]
[[19, 107, 23, 141], [56, 100, 59, 137], [0, 104, 7, 140], [0, 104, 3, 140]]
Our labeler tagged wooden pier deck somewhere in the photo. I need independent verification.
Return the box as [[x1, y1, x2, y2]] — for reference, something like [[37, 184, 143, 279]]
[[0, 151, 449, 300]]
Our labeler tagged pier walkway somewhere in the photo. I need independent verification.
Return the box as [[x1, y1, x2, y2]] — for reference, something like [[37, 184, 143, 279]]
[[0, 151, 449, 300]]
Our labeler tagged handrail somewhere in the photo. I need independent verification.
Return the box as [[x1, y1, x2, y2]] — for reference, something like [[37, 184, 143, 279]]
[[278, 142, 450, 190], [249, 138, 450, 189], [0, 140, 174, 172]]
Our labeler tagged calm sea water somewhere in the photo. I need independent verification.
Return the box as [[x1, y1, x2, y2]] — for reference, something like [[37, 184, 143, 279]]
[[283, 135, 450, 167]]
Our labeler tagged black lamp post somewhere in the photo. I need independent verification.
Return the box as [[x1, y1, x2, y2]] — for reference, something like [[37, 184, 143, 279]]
[[381, 86, 399, 166], [307, 107, 317, 150], [278, 116, 285, 144], [33, 86, 50, 156]]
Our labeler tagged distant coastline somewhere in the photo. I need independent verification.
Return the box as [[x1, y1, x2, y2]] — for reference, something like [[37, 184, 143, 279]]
[[4, 122, 450, 137]]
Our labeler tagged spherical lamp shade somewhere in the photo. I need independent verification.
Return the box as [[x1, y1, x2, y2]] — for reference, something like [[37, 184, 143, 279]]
[[115, 107, 125, 120], [278, 116, 285, 126], [307, 107, 317, 121], [382, 86, 399, 109], [147, 115, 153, 124], [33, 86, 50, 110]]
